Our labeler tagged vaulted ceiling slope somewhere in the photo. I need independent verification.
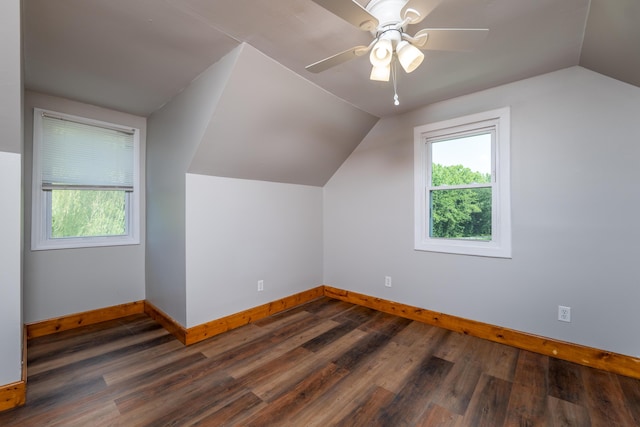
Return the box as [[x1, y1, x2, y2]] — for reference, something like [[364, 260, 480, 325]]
[[23, 0, 640, 119], [580, 0, 640, 89], [22, 0, 239, 116], [188, 44, 378, 186]]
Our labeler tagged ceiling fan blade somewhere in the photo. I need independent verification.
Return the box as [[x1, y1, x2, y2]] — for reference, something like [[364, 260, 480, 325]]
[[402, 0, 443, 25], [306, 45, 370, 73], [414, 28, 489, 51], [311, 0, 378, 31]]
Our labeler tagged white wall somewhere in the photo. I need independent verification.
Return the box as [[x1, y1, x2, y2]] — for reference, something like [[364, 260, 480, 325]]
[[0, 0, 22, 386], [23, 91, 146, 322], [185, 175, 323, 327], [0, 153, 22, 386], [0, 0, 21, 155], [324, 66, 640, 357], [146, 47, 241, 325]]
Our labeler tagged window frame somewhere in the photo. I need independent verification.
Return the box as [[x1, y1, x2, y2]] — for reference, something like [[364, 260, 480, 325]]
[[414, 107, 511, 258], [31, 108, 141, 251]]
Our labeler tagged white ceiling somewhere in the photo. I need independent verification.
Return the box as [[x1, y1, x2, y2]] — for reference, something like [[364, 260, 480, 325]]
[[22, 0, 640, 118]]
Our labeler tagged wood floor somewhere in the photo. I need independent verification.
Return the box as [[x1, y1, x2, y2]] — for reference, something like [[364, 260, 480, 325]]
[[2, 297, 640, 426]]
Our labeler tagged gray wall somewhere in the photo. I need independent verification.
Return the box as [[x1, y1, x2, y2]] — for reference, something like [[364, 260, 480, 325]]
[[0, 0, 21, 155], [23, 91, 146, 322], [185, 174, 323, 327], [145, 46, 241, 325], [146, 42, 372, 326], [0, 152, 21, 386], [0, 0, 22, 386], [324, 66, 640, 357]]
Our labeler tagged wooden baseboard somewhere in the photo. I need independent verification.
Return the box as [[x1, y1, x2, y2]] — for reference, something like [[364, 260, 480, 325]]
[[184, 286, 325, 345], [0, 327, 27, 413], [323, 285, 640, 380], [143, 301, 187, 345], [0, 380, 25, 412], [143, 287, 325, 346], [23, 287, 326, 347], [26, 301, 145, 340]]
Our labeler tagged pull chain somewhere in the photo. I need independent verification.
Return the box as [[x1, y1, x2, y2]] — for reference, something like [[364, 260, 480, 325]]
[[392, 59, 399, 106]]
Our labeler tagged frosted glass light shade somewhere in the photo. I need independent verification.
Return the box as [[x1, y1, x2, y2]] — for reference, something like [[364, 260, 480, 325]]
[[369, 38, 393, 67], [396, 40, 424, 73], [370, 65, 391, 81]]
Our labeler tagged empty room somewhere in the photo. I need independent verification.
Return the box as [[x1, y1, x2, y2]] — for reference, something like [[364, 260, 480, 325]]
[[1, 0, 640, 425]]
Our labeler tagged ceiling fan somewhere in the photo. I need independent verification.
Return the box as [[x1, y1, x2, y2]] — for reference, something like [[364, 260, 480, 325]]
[[307, 0, 488, 93]]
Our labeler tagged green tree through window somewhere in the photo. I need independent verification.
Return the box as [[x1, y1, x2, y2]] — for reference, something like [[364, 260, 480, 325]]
[[430, 164, 492, 240], [51, 190, 126, 238]]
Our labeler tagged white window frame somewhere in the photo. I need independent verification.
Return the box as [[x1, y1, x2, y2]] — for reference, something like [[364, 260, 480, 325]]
[[414, 107, 511, 258], [31, 108, 141, 250]]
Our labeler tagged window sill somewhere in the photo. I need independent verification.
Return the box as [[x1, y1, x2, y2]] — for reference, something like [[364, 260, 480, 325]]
[[31, 236, 140, 251], [415, 239, 511, 258]]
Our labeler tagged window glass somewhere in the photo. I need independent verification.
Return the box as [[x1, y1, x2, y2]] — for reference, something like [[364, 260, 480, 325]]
[[51, 189, 127, 238], [430, 187, 492, 240], [431, 133, 492, 185], [429, 132, 493, 241]]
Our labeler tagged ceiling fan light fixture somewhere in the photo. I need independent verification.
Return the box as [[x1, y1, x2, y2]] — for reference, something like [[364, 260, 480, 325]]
[[369, 38, 393, 67], [370, 64, 391, 81], [396, 40, 424, 73]]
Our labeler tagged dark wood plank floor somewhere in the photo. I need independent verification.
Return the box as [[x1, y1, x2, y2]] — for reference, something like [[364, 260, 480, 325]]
[[2, 297, 639, 426]]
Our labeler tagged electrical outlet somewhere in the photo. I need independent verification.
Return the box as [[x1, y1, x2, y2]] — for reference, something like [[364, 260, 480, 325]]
[[558, 305, 571, 322], [257, 280, 264, 292], [384, 276, 392, 288]]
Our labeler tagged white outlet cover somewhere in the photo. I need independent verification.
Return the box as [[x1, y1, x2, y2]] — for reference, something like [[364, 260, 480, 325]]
[[558, 305, 571, 322]]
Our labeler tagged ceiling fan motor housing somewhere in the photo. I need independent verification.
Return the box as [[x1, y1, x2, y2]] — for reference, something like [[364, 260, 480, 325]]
[[367, 0, 410, 32]]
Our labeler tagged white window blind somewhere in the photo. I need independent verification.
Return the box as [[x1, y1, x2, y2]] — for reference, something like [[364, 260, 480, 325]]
[[40, 113, 135, 191]]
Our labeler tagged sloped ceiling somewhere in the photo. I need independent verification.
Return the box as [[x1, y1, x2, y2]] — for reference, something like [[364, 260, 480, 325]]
[[22, 0, 239, 116], [579, 0, 640, 89], [24, 0, 640, 119], [188, 44, 378, 186]]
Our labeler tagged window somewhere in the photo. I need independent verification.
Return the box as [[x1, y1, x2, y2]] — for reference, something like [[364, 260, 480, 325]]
[[414, 107, 511, 257], [32, 108, 140, 250]]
